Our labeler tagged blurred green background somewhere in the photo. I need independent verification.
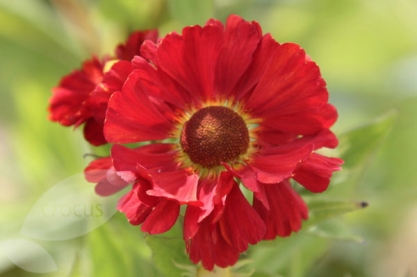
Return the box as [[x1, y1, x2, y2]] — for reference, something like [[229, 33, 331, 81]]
[[1, 0, 417, 276]]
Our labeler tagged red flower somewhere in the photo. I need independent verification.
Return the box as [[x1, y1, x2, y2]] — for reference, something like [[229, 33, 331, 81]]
[[48, 30, 158, 145], [87, 15, 343, 269]]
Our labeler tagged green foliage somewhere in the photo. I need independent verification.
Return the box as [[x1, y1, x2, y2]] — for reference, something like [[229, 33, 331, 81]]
[[339, 111, 397, 170], [166, 0, 214, 25], [86, 216, 158, 277], [145, 221, 192, 277]]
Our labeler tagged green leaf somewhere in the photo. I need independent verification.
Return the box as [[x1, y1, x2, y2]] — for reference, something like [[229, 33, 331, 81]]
[[145, 220, 193, 277], [306, 220, 364, 243], [85, 214, 157, 277], [167, 0, 214, 25], [338, 110, 397, 169], [302, 198, 368, 230], [87, 223, 131, 277], [328, 110, 397, 193]]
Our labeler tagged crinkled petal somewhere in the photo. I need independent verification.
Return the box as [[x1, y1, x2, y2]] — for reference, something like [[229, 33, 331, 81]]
[[117, 185, 153, 225], [247, 43, 328, 117], [214, 15, 262, 99], [90, 60, 133, 122], [218, 184, 266, 252], [293, 153, 343, 192], [241, 144, 313, 186], [84, 156, 133, 196], [140, 40, 158, 65], [186, 183, 265, 270], [146, 169, 200, 205], [231, 34, 280, 103], [111, 143, 178, 172], [186, 214, 239, 270], [104, 71, 175, 143], [183, 172, 235, 240], [83, 118, 106, 146], [84, 156, 113, 183], [261, 103, 338, 136], [253, 180, 308, 239], [48, 57, 103, 126], [115, 29, 158, 61], [157, 23, 223, 102], [263, 129, 339, 155], [141, 199, 180, 234], [131, 56, 191, 111]]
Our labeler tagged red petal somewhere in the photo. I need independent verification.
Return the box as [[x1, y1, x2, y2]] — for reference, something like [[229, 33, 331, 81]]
[[247, 43, 328, 117], [261, 103, 338, 136], [183, 172, 235, 240], [84, 157, 112, 182], [186, 183, 265, 270], [140, 40, 158, 65], [94, 167, 134, 196], [90, 60, 133, 122], [147, 169, 200, 205], [84, 156, 134, 196], [231, 34, 280, 102], [218, 184, 266, 252], [117, 185, 153, 225], [157, 24, 223, 102], [186, 213, 240, 270], [253, 180, 308, 239], [141, 199, 180, 234], [183, 206, 202, 240], [111, 143, 178, 173], [214, 15, 262, 99], [242, 144, 313, 185], [83, 118, 107, 146], [262, 129, 340, 155], [293, 153, 343, 192], [131, 56, 191, 110], [104, 71, 174, 143], [115, 29, 158, 61], [49, 57, 103, 126]]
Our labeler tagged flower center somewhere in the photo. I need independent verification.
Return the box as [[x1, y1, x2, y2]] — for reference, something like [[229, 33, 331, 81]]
[[180, 106, 249, 169]]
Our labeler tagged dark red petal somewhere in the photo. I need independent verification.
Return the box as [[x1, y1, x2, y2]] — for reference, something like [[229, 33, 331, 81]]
[[186, 183, 265, 270], [247, 43, 328, 117], [242, 144, 313, 185], [117, 185, 152, 225], [90, 60, 133, 122], [49, 57, 103, 126], [231, 34, 280, 102], [218, 184, 266, 252], [147, 170, 200, 205], [186, 214, 240, 270], [104, 71, 174, 143], [111, 143, 178, 173], [183, 172, 235, 240], [48, 87, 90, 126], [141, 199, 180, 234], [253, 181, 308, 239], [264, 129, 340, 156], [131, 56, 192, 110], [261, 103, 338, 136], [183, 205, 202, 240], [140, 40, 158, 65], [83, 118, 107, 146], [115, 29, 158, 61], [157, 24, 223, 102], [214, 15, 262, 99], [293, 153, 343, 192]]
